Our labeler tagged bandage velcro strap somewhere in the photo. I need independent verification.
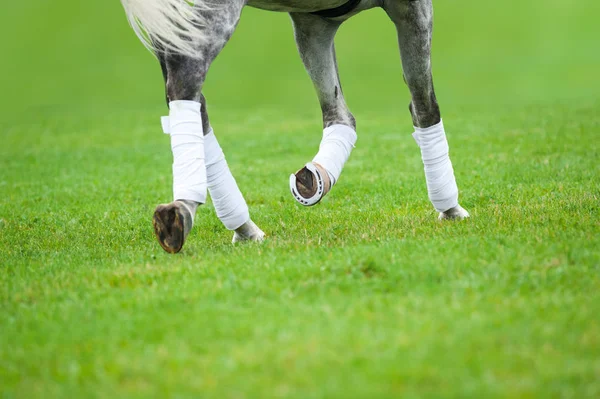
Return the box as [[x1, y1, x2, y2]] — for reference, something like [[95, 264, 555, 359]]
[[161, 116, 171, 134]]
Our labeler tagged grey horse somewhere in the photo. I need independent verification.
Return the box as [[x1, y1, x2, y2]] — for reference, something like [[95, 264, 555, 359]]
[[121, 0, 469, 253]]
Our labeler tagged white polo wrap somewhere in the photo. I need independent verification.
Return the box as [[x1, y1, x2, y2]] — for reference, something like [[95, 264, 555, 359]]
[[163, 100, 207, 204], [412, 120, 459, 213], [204, 130, 250, 231], [312, 124, 357, 185]]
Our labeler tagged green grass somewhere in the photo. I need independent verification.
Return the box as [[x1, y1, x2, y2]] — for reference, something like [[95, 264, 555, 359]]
[[1, 1, 600, 397]]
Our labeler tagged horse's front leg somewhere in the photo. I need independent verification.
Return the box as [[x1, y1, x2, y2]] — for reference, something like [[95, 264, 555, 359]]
[[153, 1, 264, 254], [384, 0, 469, 220], [288, 13, 357, 206]]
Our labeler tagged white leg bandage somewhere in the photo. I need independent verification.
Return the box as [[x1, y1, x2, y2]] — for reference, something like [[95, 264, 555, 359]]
[[312, 124, 357, 185], [204, 130, 250, 231], [162, 100, 207, 204], [412, 120, 459, 213]]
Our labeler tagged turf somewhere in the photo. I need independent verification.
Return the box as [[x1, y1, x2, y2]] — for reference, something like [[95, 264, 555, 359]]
[[1, 1, 599, 397]]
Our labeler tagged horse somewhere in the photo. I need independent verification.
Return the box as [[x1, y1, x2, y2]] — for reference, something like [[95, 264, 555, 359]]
[[120, 0, 470, 254]]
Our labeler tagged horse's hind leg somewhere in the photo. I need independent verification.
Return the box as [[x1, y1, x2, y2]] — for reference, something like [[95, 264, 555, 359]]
[[288, 13, 357, 206], [153, 0, 263, 253], [384, 0, 469, 220], [200, 95, 265, 244]]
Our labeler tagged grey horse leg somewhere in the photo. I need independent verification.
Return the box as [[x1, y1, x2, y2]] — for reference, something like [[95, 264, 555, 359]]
[[384, 0, 469, 219], [159, 51, 212, 136], [290, 13, 355, 129], [153, 0, 263, 253], [289, 12, 357, 205], [384, 0, 439, 128], [158, 51, 211, 134]]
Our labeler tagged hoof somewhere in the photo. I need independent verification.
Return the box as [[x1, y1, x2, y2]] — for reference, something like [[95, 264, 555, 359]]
[[439, 205, 470, 221], [152, 201, 193, 254], [232, 220, 266, 244], [289, 162, 332, 206]]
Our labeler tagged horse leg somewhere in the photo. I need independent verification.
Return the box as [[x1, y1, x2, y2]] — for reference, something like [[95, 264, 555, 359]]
[[200, 95, 265, 244], [288, 13, 357, 207], [152, 0, 262, 253], [384, 0, 469, 220]]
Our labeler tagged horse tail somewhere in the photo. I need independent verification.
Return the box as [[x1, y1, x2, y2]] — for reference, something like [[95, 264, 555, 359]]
[[121, 0, 207, 57]]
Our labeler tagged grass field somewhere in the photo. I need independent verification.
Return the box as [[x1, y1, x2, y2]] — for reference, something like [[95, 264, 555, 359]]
[[1, 1, 599, 397]]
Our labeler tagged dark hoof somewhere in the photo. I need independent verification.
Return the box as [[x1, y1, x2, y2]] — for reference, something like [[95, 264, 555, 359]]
[[295, 166, 318, 198], [153, 203, 187, 254], [289, 162, 332, 207]]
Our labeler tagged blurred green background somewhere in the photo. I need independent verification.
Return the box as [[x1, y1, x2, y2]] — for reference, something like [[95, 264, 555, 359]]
[[2, 1, 598, 121]]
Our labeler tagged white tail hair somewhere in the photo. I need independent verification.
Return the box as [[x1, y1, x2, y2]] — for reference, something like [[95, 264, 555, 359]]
[[121, 0, 207, 57]]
